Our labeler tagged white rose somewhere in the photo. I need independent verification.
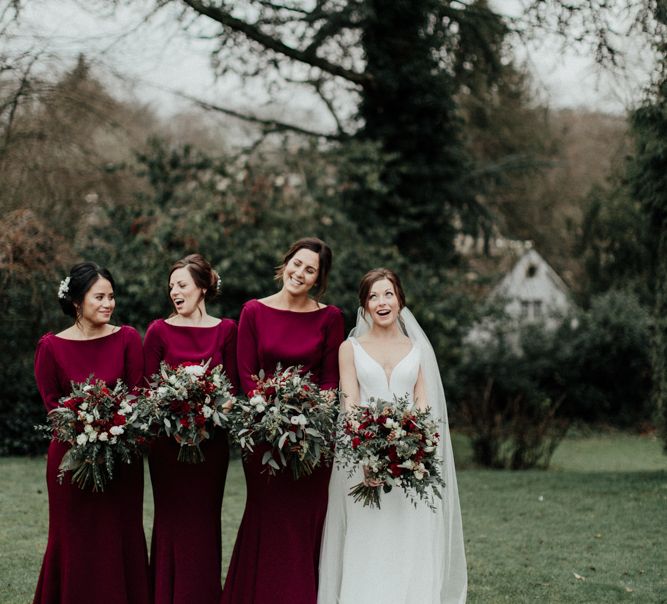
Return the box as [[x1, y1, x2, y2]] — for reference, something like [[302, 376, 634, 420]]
[[80, 402, 88, 411], [109, 426, 124, 436], [88, 431, 98, 442], [76, 433, 88, 445], [98, 432, 109, 442], [84, 424, 94, 434], [385, 418, 396, 429], [157, 386, 169, 397], [414, 470, 424, 480], [250, 395, 265, 406], [184, 364, 205, 377], [202, 405, 213, 418], [256, 404, 266, 413], [85, 413, 94, 423]]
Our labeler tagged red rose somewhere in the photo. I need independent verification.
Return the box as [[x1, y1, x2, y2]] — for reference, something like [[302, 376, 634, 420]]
[[100, 387, 111, 396], [112, 413, 126, 426], [414, 448, 425, 462], [351, 437, 361, 449], [389, 463, 402, 477], [364, 430, 374, 440], [376, 416, 387, 425], [63, 398, 78, 411], [388, 446, 399, 462], [302, 385, 310, 392], [194, 414, 206, 427], [179, 418, 190, 428]]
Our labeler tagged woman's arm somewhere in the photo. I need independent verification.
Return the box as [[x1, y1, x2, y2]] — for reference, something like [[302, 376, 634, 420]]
[[34, 336, 62, 411], [123, 327, 144, 390], [237, 303, 259, 395], [319, 308, 345, 390], [338, 340, 360, 412], [413, 367, 428, 411]]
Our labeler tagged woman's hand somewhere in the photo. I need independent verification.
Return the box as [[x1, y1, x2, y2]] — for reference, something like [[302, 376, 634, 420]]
[[362, 465, 383, 488]]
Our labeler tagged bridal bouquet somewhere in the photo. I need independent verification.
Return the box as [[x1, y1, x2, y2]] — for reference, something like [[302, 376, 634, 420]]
[[227, 365, 338, 479], [336, 396, 445, 510], [139, 360, 236, 463], [36, 377, 150, 492]]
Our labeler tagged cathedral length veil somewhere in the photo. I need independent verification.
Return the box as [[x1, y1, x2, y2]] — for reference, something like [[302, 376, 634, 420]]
[[318, 307, 467, 604]]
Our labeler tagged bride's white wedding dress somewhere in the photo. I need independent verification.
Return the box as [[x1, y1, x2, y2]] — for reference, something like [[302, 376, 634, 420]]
[[318, 337, 442, 603], [318, 309, 467, 604]]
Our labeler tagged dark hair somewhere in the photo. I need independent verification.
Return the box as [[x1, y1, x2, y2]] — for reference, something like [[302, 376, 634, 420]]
[[274, 237, 333, 301], [169, 254, 220, 302], [58, 262, 115, 318], [358, 268, 406, 310]]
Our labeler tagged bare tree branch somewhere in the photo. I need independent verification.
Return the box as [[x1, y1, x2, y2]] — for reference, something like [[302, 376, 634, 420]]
[[173, 90, 345, 140], [179, 0, 369, 85]]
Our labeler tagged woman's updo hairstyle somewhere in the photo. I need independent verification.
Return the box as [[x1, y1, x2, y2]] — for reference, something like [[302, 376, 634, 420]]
[[358, 267, 406, 310], [274, 237, 333, 301], [169, 254, 220, 302], [58, 262, 115, 318]]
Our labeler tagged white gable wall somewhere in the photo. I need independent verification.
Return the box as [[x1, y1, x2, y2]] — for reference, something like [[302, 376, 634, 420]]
[[492, 249, 571, 326]]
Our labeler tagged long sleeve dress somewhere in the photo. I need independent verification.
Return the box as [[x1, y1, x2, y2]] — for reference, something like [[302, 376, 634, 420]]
[[33, 326, 150, 604], [143, 318, 239, 604], [221, 299, 345, 604]]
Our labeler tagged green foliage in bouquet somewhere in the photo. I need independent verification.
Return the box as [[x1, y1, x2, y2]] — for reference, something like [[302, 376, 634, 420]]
[[36, 377, 150, 491], [138, 360, 236, 463], [336, 396, 445, 510], [227, 365, 338, 479]]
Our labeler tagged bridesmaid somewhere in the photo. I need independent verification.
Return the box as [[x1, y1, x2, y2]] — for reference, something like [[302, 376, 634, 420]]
[[222, 237, 345, 604], [33, 262, 150, 604], [144, 253, 239, 604]]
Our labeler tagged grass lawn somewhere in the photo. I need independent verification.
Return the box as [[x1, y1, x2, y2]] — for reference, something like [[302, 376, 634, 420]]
[[1, 433, 665, 603]]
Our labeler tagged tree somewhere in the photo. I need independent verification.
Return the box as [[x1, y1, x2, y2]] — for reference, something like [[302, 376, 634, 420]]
[[628, 80, 667, 450], [101, 0, 532, 262]]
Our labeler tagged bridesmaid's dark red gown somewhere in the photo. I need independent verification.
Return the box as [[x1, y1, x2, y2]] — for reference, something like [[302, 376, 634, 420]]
[[33, 326, 150, 604], [221, 299, 345, 604], [143, 318, 238, 604]]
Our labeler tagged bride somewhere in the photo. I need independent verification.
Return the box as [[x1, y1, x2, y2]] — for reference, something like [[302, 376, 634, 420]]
[[318, 268, 467, 604]]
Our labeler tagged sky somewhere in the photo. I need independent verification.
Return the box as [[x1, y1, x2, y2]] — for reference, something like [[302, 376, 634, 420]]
[[8, 0, 654, 124]]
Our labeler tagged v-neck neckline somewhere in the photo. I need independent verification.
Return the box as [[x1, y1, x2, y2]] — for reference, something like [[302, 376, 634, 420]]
[[352, 337, 415, 390]]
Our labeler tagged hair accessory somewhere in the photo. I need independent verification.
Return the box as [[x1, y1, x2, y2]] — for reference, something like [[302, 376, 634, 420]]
[[57, 277, 70, 299]]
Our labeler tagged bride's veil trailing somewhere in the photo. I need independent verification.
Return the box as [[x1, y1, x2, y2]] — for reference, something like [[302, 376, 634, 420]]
[[318, 307, 467, 603]]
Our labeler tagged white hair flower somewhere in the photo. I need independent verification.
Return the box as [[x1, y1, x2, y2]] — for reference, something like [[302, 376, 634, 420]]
[[57, 277, 70, 299]]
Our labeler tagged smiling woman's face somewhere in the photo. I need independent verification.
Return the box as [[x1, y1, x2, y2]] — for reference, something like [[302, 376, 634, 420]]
[[78, 277, 115, 326], [169, 267, 204, 316], [365, 278, 400, 328], [282, 248, 320, 296]]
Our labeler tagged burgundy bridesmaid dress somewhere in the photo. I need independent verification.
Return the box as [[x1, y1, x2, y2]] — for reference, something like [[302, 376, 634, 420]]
[[221, 299, 345, 604], [143, 318, 239, 604], [33, 326, 150, 604]]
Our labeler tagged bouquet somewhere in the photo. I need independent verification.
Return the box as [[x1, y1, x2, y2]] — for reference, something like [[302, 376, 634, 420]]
[[336, 396, 445, 510], [36, 376, 149, 491], [139, 360, 236, 463], [227, 365, 338, 479]]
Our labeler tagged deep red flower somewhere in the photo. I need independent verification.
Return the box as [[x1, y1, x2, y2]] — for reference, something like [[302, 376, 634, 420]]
[[389, 463, 402, 477], [387, 446, 399, 462], [100, 387, 111, 396], [179, 418, 190, 428], [112, 413, 126, 426], [194, 414, 206, 427], [351, 436, 361, 449], [302, 385, 310, 392]]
